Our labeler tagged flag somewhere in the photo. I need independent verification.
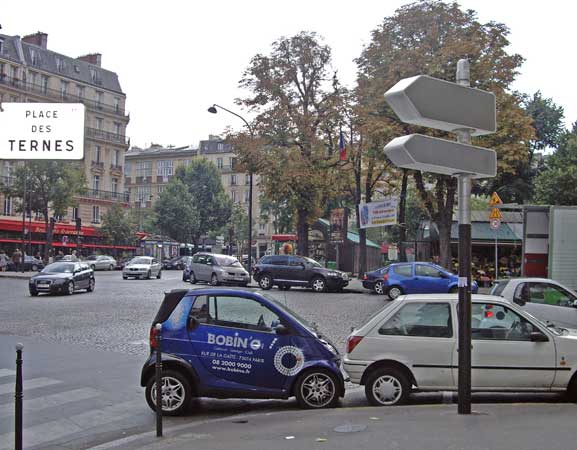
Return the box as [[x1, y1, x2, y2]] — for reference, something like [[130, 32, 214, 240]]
[[339, 130, 346, 161]]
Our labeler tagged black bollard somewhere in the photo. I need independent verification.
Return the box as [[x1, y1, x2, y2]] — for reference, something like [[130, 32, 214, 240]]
[[155, 323, 163, 437], [15, 343, 23, 450]]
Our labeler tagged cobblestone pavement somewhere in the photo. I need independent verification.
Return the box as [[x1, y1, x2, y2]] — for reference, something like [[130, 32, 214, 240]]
[[0, 270, 385, 356]]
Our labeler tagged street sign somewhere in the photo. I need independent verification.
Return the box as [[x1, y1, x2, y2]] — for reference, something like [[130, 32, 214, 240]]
[[489, 191, 503, 206], [489, 208, 503, 220], [0, 103, 85, 160], [383, 134, 496, 178], [490, 219, 501, 230], [384, 75, 496, 135]]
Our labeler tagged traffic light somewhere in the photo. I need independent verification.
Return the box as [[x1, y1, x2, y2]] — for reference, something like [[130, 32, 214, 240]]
[[75, 217, 82, 231]]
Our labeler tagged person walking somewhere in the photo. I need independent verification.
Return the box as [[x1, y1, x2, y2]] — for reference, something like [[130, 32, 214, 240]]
[[12, 248, 23, 272], [0, 249, 8, 272]]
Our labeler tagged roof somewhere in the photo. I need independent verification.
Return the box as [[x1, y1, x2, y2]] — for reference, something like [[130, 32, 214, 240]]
[[454, 210, 524, 223], [450, 221, 521, 242], [125, 145, 198, 159], [317, 218, 380, 248], [398, 294, 506, 303], [0, 33, 125, 94]]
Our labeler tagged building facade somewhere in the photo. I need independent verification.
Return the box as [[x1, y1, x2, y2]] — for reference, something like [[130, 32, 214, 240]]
[[0, 31, 132, 255]]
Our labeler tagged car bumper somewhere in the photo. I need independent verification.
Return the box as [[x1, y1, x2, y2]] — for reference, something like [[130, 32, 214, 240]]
[[342, 355, 370, 385], [220, 275, 250, 284], [362, 280, 376, 290], [326, 278, 349, 289], [30, 282, 67, 294], [123, 271, 148, 277]]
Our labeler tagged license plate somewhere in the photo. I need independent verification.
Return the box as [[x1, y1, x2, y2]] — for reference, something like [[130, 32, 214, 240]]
[[38, 281, 49, 285]]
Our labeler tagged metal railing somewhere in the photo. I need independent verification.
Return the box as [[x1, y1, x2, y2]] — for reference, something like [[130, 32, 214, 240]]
[[86, 127, 129, 145], [0, 74, 129, 118], [79, 189, 130, 202]]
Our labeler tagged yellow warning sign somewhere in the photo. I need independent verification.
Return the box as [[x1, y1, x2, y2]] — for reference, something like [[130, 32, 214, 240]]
[[489, 192, 503, 206], [489, 208, 503, 219]]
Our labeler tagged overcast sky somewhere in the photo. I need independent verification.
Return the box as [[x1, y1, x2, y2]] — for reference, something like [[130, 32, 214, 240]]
[[3, 0, 575, 148]]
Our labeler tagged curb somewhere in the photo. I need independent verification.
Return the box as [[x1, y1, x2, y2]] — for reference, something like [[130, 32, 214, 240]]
[[0, 273, 32, 280]]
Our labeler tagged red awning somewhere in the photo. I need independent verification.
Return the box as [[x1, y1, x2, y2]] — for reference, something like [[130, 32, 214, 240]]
[[0, 219, 97, 236], [0, 238, 136, 250], [271, 234, 297, 242]]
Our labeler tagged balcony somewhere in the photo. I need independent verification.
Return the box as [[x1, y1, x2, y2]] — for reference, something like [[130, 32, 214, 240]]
[[86, 127, 129, 146], [0, 74, 129, 119], [79, 189, 130, 203], [110, 164, 123, 175], [90, 161, 104, 173]]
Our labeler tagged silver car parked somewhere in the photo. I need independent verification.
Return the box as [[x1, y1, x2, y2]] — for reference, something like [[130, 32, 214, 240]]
[[122, 256, 162, 280], [187, 253, 250, 286], [86, 255, 117, 271]]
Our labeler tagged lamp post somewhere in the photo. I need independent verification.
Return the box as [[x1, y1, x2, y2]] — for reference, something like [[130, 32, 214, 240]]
[[208, 104, 254, 277]]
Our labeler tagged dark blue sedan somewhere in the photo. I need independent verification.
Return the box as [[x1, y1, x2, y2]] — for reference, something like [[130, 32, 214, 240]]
[[362, 261, 478, 299]]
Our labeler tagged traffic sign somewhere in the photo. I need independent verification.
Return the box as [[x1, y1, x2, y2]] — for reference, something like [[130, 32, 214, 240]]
[[0, 103, 85, 160], [384, 75, 496, 136], [489, 208, 503, 220], [383, 134, 496, 178], [490, 219, 501, 230], [489, 191, 503, 206]]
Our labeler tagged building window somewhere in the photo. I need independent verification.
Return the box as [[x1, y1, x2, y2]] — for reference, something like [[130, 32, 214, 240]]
[[114, 97, 120, 113], [93, 175, 100, 191], [157, 185, 165, 195], [92, 205, 100, 223], [113, 150, 119, 167], [230, 174, 237, 186], [111, 178, 118, 195], [94, 146, 101, 163], [56, 57, 64, 72], [3, 197, 13, 216], [136, 161, 152, 177], [124, 161, 132, 176], [231, 191, 237, 203], [0, 40, 3, 54], [71, 207, 78, 221], [157, 160, 174, 177], [96, 91, 103, 108], [218, 143, 224, 151], [29, 71, 38, 87], [114, 122, 121, 136], [217, 157, 223, 169], [244, 190, 250, 203], [137, 186, 151, 203], [77, 85, 85, 98], [41, 75, 49, 94], [90, 68, 99, 83], [245, 174, 250, 185], [95, 117, 103, 130], [30, 49, 37, 65]]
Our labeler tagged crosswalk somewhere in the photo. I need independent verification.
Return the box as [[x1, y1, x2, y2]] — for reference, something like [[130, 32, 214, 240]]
[[0, 368, 149, 450]]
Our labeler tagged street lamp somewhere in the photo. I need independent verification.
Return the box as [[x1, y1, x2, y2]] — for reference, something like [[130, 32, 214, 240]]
[[208, 104, 254, 277]]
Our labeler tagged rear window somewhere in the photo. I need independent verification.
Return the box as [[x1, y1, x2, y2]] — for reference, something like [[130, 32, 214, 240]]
[[490, 280, 509, 297], [153, 289, 189, 324]]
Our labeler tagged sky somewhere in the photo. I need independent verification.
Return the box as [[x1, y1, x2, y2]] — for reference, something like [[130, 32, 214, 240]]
[[3, 0, 575, 148]]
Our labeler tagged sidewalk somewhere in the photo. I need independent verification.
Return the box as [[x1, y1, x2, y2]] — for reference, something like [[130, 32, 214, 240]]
[[0, 271, 36, 279]]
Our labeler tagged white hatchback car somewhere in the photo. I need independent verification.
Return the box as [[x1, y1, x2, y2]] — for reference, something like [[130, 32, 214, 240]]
[[344, 294, 577, 406]]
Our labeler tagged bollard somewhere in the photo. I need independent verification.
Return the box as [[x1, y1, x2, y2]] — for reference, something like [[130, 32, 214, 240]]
[[155, 323, 163, 437], [15, 343, 23, 450]]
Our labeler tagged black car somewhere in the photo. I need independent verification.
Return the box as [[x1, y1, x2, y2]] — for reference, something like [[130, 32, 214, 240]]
[[362, 266, 389, 295], [7, 256, 44, 272], [253, 255, 349, 293], [163, 256, 188, 270], [29, 262, 95, 296]]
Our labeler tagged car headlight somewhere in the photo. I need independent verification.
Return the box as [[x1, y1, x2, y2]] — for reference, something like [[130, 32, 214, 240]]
[[326, 271, 340, 277]]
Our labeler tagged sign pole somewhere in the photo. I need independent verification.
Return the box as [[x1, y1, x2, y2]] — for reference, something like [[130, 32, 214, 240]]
[[495, 231, 498, 279], [456, 59, 472, 415]]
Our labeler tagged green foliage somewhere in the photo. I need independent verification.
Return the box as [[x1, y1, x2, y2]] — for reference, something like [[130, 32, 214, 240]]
[[100, 204, 136, 245], [154, 179, 199, 244], [524, 91, 565, 152], [259, 196, 294, 234]]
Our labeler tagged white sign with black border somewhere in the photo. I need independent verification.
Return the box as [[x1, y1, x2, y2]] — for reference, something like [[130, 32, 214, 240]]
[[0, 103, 85, 160]]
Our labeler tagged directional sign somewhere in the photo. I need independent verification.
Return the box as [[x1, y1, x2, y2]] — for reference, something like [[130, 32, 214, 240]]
[[384, 134, 497, 179], [490, 219, 501, 230], [0, 103, 85, 160], [384, 75, 496, 136], [489, 208, 503, 220], [489, 192, 503, 206]]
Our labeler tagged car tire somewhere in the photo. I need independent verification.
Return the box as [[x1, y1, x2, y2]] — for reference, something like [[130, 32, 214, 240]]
[[29, 289, 38, 297], [279, 284, 291, 291], [31, 264, 38, 271], [66, 281, 75, 295], [311, 276, 327, 293], [449, 286, 458, 293], [145, 369, 192, 417], [87, 278, 95, 292], [374, 281, 385, 295], [122, 275, 128, 280], [365, 367, 410, 406], [566, 379, 577, 403], [109, 264, 114, 271], [258, 274, 273, 290], [190, 272, 197, 284], [386, 286, 403, 300], [210, 273, 219, 286], [157, 270, 162, 279], [146, 270, 152, 280], [90, 264, 96, 271], [294, 369, 339, 409]]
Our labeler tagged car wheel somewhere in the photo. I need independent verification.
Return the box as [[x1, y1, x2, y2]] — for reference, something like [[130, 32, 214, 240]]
[[31, 264, 38, 271], [122, 275, 128, 280], [182, 273, 188, 282], [66, 281, 75, 295], [145, 369, 192, 416], [87, 278, 95, 292], [386, 286, 403, 300], [374, 281, 385, 295], [258, 274, 273, 290], [109, 264, 114, 271], [190, 272, 197, 284], [279, 284, 291, 291], [566, 379, 577, 403], [311, 276, 327, 293], [210, 273, 219, 286], [146, 270, 152, 280], [449, 286, 458, 293], [90, 264, 96, 271], [29, 289, 38, 297], [157, 270, 162, 279], [365, 367, 410, 406], [294, 369, 339, 409]]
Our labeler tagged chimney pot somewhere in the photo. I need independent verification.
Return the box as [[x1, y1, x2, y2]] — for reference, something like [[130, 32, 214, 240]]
[[22, 32, 48, 49]]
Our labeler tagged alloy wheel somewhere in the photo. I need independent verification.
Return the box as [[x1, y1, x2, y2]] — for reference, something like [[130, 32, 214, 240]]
[[312, 278, 326, 293], [374, 281, 384, 295], [67, 281, 74, 295], [150, 376, 186, 412], [300, 372, 336, 408], [388, 286, 402, 299]]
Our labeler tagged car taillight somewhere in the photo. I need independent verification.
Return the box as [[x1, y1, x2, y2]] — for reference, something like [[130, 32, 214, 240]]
[[383, 273, 389, 281], [149, 326, 158, 350], [362, 273, 368, 280], [347, 335, 363, 354]]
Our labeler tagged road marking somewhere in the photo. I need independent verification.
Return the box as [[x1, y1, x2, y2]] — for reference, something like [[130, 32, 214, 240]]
[[0, 418, 83, 450], [0, 387, 101, 418], [0, 369, 15, 378], [0, 377, 61, 395]]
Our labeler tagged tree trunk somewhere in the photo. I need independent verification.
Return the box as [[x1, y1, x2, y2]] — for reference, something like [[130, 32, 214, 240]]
[[398, 169, 409, 262], [44, 212, 53, 261], [437, 219, 452, 270], [296, 208, 309, 256]]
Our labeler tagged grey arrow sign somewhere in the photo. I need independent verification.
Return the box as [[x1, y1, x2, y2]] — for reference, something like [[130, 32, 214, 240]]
[[384, 134, 497, 178], [384, 75, 496, 136]]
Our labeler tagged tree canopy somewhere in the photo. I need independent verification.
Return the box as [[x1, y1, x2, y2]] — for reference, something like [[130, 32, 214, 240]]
[[100, 203, 137, 246]]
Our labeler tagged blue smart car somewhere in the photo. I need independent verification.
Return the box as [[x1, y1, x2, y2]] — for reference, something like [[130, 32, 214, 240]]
[[141, 289, 345, 415]]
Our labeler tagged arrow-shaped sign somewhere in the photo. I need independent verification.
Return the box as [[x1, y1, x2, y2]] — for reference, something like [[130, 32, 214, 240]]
[[384, 134, 496, 179]]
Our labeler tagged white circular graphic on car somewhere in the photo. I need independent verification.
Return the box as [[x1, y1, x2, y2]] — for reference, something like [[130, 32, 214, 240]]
[[273, 346, 305, 376]]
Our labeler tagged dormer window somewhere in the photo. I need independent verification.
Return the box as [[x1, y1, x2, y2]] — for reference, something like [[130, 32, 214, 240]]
[[30, 49, 38, 65], [56, 57, 65, 72], [89, 68, 100, 83], [0, 40, 4, 54]]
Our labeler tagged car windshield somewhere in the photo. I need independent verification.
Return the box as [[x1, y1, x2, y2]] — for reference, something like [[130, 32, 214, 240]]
[[42, 263, 74, 273], [214, 255, 242, 267], [262, 293, 316, 333], [302, 257, 322, 268], [130, 258, 151, 265], [86, 256, 98, 260]]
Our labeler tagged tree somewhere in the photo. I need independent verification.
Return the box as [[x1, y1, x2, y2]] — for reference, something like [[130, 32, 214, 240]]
[[228, 203, 253, 258], [259, 196, 294, 235], [154, 178, 199, 244], [99, 203, 137, 246], [237, 31, 342, 256], [3, 161, 85, 259], [534, 130, 577, 205], [355, 0, 534, 268]]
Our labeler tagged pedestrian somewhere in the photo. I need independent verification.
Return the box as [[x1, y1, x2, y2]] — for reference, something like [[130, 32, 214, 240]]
[[55, 250, 64, 261], [12, 248, 23, 272], [0, 249, 8, 272]]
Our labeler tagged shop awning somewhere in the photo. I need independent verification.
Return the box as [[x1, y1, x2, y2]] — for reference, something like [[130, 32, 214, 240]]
[[450, 222, 521, 243], [272, 234, 297, 242]]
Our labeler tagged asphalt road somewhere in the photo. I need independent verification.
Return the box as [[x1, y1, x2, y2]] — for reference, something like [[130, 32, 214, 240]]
[[0, 270, 385, 356]]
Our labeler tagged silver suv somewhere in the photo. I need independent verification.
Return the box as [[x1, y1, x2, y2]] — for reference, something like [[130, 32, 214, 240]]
[[185, 253, 250, 286]]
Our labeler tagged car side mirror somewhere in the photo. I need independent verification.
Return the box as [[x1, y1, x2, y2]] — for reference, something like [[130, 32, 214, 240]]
[[275, 324, 290, 335], [529, 332, 548, 342], [188, 316, 200, 330], [299, 263, 306, 269]]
